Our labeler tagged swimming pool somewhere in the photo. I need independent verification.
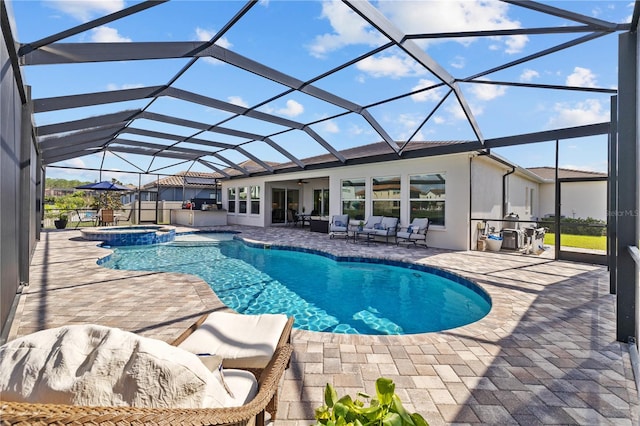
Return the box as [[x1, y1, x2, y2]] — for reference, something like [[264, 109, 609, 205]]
[[99, 233, 491, 335]]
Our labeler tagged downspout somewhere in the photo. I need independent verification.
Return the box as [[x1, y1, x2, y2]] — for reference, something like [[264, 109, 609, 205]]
[[469, 154, 474, 250], [502, 167, 515, 219]]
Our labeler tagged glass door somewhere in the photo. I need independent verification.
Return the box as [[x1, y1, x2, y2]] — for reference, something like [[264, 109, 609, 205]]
[[314, 189, 329, 216], [271, 188, 286, 224], [286, 189, 299, 224]]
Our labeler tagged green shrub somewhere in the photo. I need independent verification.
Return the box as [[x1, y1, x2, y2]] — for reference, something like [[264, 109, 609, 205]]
[[539, 216, 605, 236], [314, 377, 428, 426]]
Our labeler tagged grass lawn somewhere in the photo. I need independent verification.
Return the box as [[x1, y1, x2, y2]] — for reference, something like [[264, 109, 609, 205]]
[[544, 233, 607, 251]]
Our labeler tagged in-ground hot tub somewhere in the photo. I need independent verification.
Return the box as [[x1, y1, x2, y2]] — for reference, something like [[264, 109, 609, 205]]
[[80, 225, 176, 246]]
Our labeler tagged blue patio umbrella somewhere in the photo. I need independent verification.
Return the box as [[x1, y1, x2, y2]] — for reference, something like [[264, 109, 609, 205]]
[[75, 181, 130, 191]]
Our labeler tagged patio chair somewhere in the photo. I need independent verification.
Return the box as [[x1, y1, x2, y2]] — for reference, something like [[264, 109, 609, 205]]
[[0, 324, 294, 426], [329, 214, 349, 239], [286, 209, 299, 227], [171, 312, 294, 420], [73, 209, 96, 228], [366, 216, 399, 244], [98, 208, 115, 226], [396, 218, 430, 247]]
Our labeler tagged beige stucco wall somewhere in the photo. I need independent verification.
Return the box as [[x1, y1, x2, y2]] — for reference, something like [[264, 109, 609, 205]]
[[469, 156, 541, 242], [539, 181, 607, 221], [222, 153, 473, 250]]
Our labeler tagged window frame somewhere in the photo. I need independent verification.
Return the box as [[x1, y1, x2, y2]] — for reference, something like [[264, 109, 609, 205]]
[[409, 173, 446, 226]]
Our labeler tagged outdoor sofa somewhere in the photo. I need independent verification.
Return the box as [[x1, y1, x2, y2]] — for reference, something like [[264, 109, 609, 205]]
[[360, 215, 399, 244]]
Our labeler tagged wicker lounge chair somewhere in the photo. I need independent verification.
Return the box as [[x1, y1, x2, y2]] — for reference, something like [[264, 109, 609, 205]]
[[171, 312, 294, 420], [0, 343, 293, 426]]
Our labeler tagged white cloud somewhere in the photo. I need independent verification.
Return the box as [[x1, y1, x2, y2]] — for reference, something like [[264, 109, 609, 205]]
[[106, 83, 144, 91], [433, 116, 445, 124], [276, 100, 304, 117], [357, 54, 427, 79], [377, 0, 529, 54], [322, 120, 340, 133], [228, 96, 249, 108], [520, 69, 540, 82], [195, 27, 232, 49], [468, 80, 507, 101], [66, 157, 87, 169], [47, 0, 124, 21], [566, 67, 598, 88], [194, 27, 232, 65], [504, 34, 528, 54], [410, 78, 444, 102], [349, 124, 364, 135], [91, 26, 131, 43], [307, 0, 385, 59], [450, 56, 465, 69], [447, 100, 483, 120], [546, 99, 609, 128]]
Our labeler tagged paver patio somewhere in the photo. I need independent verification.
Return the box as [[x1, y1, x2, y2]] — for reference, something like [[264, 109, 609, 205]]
[[7, 226, 639, 425]]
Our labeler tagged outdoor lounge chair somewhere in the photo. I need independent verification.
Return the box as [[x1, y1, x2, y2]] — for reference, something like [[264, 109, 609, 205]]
[[329, 214, 349, 239], [0, 324, 293, 426], [171, 312, 294, 420], [73, 209, 96, 228], [365, 216, 399, 244], [396, 218, 430, 247]]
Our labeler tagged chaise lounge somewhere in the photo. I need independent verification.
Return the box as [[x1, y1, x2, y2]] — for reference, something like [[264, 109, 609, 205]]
[[172, 311, 295, 421]]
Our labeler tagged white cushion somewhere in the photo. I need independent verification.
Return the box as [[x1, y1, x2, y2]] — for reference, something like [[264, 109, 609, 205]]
[[0, 324, 253, 409], [178, 312, 288, 369], [219, 369, 259, 407]]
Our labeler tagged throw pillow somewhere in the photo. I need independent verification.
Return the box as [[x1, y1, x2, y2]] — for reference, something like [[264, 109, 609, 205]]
[[373, 223, 382, 230], [406, 225, 414, 233], [334, 221, 343, 227]]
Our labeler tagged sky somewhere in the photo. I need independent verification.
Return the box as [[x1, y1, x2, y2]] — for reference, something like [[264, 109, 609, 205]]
[[8, 0, 634, 184]]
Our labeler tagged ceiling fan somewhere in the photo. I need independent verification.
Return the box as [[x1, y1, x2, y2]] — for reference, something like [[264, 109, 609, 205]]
[[297, 179, 308, 185]]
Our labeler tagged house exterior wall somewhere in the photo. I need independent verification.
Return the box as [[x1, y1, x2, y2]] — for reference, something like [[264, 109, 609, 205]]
[[505, 172, 540, 222], [539, 181, 607, 221], [470, 156, 541, 241], [539, 182, 555, 219], [222, 153, 473, 250]]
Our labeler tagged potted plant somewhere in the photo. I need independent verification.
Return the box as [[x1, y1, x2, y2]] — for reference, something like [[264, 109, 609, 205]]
[[314, 377, 428, 426], [358, 220, 364, 231], [54, 213, 68, 229]]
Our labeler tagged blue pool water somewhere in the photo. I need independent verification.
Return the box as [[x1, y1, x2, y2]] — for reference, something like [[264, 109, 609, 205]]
[[100, 234, 491, 335]]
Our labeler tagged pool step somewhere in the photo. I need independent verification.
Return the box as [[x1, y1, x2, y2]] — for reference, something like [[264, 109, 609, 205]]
[[352, 309, 404, 334]]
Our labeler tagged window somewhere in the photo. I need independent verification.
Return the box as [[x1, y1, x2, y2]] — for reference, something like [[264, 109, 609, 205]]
[[341, 178, 365, 220], [372, 176, 400, 217], [238, 187, 248, 214], [409, 173, 445, 226], [227, 187, 236, 213], [250, 186, 260, 215]]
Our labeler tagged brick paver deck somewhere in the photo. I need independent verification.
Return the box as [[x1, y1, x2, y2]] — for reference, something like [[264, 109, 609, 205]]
[[8, 226, 639, 425]]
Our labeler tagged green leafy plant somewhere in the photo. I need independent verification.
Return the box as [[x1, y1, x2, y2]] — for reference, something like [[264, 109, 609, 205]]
[[314, 377, 428, 426]]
